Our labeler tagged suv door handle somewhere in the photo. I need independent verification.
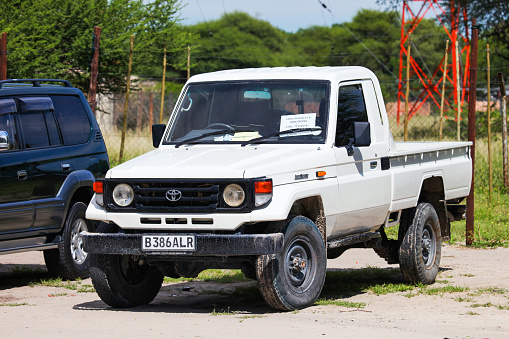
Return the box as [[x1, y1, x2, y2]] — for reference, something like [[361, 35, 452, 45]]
[[61, 163, 71, 172], [370, 161, 378, 169], [17, 170, 28, 180]]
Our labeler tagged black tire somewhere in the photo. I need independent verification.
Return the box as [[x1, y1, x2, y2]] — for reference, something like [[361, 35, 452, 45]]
[[44, 202, 94, 280], [399, 202, 442, 284], [256, 216, 326, 311], [89, 223, 164, 308]]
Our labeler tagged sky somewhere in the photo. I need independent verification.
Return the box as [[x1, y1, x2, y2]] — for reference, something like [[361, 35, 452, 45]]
[[180, 0, 384, 32]]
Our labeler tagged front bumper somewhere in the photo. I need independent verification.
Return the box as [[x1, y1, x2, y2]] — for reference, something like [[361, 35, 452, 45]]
[[82, 232, 283, 257]]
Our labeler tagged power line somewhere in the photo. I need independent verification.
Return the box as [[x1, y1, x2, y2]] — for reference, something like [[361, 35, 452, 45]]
[[195, 0, 207, 23], [315, 0, 399, 80]]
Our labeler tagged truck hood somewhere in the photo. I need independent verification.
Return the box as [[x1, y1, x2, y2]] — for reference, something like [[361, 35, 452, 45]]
[[107, 145, 334, 182]]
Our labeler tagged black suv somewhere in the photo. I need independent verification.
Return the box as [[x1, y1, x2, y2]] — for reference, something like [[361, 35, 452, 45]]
[[0, 79, 109, 279]]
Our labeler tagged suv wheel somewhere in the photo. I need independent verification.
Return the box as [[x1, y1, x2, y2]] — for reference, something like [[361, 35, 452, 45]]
[[44, 202, 94, 280]]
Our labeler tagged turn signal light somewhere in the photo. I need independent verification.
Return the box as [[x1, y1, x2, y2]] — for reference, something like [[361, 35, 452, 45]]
[[254, 179, 272, 207], [316, 171, 326, 178], [255, 180, 272, 194], [93, 180, 104, 194]]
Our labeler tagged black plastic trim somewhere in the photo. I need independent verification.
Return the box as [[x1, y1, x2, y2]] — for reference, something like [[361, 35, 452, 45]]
[[82, 232, 283, 256], [0, 79, 72, 89], [381, 156, 390, 170]]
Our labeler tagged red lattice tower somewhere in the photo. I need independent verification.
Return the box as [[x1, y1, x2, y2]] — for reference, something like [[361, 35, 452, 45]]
[[397, 0, 470, 123]]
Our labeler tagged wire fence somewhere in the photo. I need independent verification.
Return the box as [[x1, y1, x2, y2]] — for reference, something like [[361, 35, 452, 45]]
[[97, 79, 507, 192]]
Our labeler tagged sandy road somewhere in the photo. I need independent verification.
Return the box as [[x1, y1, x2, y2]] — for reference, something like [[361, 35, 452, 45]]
[[1, 244, 509, 339]]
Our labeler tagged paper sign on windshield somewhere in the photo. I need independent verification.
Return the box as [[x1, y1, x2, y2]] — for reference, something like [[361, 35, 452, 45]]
[[232, 131, 260, 141], [280, 113, 316, 131], [280, 113, 319, 137]]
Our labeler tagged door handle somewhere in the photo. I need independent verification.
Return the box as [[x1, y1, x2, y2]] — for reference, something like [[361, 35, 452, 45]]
[[61, 163, 71, 172], [370, 161, 378, 169], [17, 170, 28, 180]]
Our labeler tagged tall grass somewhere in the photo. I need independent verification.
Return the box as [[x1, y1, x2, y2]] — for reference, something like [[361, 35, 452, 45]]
[[449, 189, 509, 247], [103, 129, 154, 167]]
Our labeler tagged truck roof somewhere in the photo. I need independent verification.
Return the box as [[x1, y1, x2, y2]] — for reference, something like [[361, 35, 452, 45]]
[[188, 66, 377, 84]]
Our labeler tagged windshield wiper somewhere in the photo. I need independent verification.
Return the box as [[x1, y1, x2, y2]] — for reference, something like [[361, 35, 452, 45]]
[[174, 127, 256, 148], [240, 127, 322, 147], [174, 129, 233, 148]]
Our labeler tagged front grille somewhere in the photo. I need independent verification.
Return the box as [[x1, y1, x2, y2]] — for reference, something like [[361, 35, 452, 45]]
[[105, 180, 252, 213], [133, 182, 219, 212]]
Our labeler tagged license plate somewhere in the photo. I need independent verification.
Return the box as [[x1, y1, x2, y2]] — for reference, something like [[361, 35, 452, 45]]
[[142, 235, 196, 252]]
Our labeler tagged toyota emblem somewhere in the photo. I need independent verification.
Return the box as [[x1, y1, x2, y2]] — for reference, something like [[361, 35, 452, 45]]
[[166, 189, 182, 202]]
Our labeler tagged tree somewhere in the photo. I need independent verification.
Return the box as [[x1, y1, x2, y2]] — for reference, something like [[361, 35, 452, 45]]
[[187, 12, 304, 74], [0, 0, 195, 95], [454, 0, 509, 61]]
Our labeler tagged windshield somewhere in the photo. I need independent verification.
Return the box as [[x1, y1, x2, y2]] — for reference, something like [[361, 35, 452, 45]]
[[164, 81, 329, 145]]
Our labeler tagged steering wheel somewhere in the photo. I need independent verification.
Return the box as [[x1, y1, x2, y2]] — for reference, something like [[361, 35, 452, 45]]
[[204, 123, 235, 131]]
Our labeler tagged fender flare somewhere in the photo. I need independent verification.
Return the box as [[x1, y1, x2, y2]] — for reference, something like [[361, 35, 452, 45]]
[[56, 170, 95, 227]]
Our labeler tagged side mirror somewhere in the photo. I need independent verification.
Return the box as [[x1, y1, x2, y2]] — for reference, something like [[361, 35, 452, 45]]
[[353, 121, 371, 147], [0, 131, 9, 150], [152, 124, 166, 148], [346, 122, 371, 156]]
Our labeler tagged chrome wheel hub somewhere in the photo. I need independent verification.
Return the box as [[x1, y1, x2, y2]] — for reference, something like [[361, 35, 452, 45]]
[[71, 218, 88, 265]]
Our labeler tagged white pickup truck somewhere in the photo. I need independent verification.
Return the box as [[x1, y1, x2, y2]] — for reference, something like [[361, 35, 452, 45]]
[[83, 66, 472, 310]]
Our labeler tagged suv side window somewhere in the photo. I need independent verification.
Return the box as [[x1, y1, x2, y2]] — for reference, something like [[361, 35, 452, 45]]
[[19, 112, 50, 148], [336, 84, 368, 146], [0, 99, 19, 150], [17, 97, 61, 149], [51, 95, 91, 145]]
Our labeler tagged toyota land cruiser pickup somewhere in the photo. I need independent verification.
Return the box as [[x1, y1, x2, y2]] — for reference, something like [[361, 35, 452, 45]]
[[83, 67, 471, 310]]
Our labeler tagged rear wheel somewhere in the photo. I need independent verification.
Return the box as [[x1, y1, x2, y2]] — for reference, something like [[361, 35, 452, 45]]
[[89, 223, 163, 308], [256, 216, 326, 310], [44, 202, 94, 280], [399, 202, 442, 284]]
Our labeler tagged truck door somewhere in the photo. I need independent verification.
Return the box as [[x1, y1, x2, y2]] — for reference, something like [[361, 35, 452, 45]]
[[331, 80, 391, 238]]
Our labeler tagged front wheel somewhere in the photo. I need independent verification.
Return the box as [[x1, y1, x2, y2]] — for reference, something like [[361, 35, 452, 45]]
[[256, 216, 326, 311], [399, 202, 442, 284], [44, 202, 94, 280], [89, 223, 163, 308]]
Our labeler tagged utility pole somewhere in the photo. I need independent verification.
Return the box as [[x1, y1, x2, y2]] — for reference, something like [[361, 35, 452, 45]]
[[137, 91, 143, 137], [499, 72, 508, 192], [487, 44, 492, 201], [439, 40, 449, 141], [149, 91, 154, 127], [466, 19, 478, 246], [88, 26, 101, 118], [119, 35, 134, 164], [0, 32, 7, 80], [187, 45, 191, 80], [404, 34, 411, 141], [456, 38, 461, 141], [159, 43, 167, 124]]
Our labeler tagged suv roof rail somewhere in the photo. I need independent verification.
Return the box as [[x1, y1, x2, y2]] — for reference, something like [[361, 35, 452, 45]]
[[0, 79, 73, 89]]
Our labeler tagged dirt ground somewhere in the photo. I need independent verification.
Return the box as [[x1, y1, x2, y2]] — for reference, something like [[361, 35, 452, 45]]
[[1, 244, 509, 339]]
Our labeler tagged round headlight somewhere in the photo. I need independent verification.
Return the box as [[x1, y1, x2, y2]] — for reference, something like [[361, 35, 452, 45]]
[[112, 183, 134, 207], [223, 184, 245, 207]]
